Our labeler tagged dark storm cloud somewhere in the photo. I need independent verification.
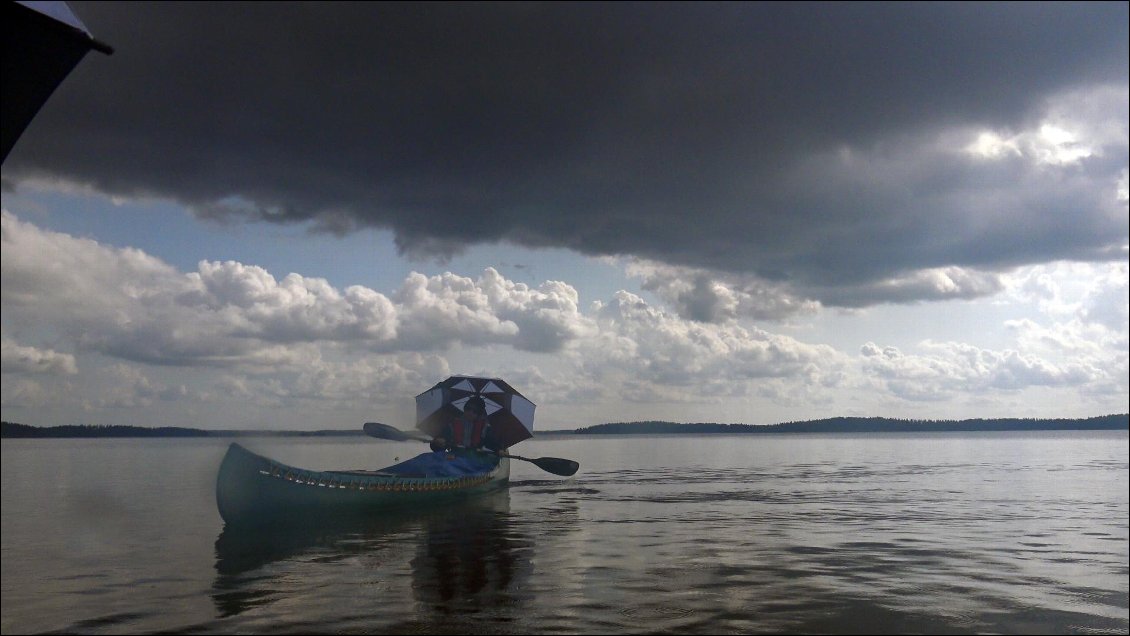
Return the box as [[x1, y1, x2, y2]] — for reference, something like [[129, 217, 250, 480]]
[[4, 2, 1127, 304]]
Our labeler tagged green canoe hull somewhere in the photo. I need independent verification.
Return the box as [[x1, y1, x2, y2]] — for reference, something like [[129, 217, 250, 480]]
[[215, 442, 510, 525]]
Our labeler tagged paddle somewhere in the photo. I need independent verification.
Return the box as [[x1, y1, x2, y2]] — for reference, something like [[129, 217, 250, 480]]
[[362, 422, 580, 477], [363, 422, 430, 442]]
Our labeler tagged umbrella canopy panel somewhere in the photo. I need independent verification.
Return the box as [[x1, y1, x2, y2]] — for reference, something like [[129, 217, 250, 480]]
[[2, 2, 112, 164], [416, 376, 536, 450]]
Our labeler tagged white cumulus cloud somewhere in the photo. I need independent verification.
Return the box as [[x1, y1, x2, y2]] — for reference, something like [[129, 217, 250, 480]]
[[0, 336, 77, 375]]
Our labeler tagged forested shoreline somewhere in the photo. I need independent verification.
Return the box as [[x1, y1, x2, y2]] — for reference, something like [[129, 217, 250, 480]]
[[3, 414, 1126, 438]]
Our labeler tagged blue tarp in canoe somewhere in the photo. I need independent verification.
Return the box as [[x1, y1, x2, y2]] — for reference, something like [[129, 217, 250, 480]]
[[380, 450, 497, 478]]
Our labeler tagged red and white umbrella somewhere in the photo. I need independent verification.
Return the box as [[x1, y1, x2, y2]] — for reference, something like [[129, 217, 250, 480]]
[[415, 376, 535, 449]]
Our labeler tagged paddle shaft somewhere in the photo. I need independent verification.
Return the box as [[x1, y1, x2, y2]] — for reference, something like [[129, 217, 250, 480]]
[[362, 422, 578, 476]]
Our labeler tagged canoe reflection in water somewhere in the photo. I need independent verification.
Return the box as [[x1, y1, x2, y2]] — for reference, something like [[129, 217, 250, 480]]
[[410, 495, 521, 614], [212, 489, 531, 623]]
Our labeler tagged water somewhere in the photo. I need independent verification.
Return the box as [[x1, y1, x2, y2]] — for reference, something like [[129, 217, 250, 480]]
[[2, 432, 1127, 634]]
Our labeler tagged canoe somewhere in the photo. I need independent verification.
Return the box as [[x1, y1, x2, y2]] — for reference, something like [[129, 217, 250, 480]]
[[215, 442, 510, 525]]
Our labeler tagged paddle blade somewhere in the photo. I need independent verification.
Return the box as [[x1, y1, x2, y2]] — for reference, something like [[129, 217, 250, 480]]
[[525, 456, 579, 477], [363, 422, 427, 442]]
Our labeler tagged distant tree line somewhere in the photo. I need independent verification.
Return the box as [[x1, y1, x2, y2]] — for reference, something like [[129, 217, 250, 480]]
[[572, 414, 1129, 435], [4, 414, 1127, 439], [0, 422, 360, 438], [0, 422, 211, 438]]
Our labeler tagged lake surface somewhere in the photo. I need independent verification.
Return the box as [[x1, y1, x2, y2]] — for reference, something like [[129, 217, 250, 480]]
[[2, 432, 1127, 634]]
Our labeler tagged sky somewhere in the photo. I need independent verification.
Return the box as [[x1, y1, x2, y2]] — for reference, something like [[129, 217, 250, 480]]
[[2, 2, 1127, 432]]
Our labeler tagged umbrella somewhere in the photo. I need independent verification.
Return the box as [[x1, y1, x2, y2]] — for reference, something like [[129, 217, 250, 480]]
[[2, 1, 113, 164], [415, 376, 536, 450]]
